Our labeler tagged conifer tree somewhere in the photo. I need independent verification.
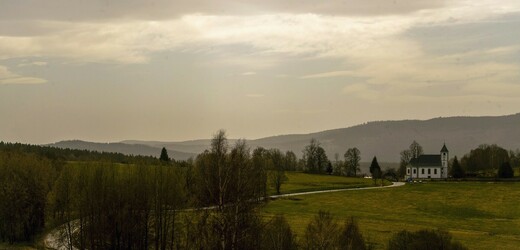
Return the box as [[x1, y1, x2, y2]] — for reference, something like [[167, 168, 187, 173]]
[[450, 156, 465, 178], [159, 147, 170, 162], [369, 156, 381, 185]]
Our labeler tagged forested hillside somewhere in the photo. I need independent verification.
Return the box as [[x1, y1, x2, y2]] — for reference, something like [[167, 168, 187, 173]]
[[121, 113, 520, 162]]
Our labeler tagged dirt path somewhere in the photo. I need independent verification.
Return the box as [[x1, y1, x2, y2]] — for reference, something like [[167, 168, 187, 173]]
[[43, 182, 406, 249], [269, 181, 405, 199]]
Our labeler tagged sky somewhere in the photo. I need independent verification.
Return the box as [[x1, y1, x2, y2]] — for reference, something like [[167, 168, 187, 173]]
[[1, 0, 520, 144]]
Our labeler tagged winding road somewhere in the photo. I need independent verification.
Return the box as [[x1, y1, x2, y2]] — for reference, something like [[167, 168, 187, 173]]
[[44, 182, 406, 249], [269, 181, 405, 199]]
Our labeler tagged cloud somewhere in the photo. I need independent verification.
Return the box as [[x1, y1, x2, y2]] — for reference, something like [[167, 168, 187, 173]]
[[0, 0, 446, 22], [0, 1, 518, 65], [0, 0, 518, 103], [0, 14, 415, 64], [0, 19, 196, 63], [241, 72, 257, 76], [0, 65, 47, 85]]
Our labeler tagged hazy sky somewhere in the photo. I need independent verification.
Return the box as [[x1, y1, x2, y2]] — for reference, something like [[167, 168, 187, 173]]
[[1, 0, 520, 144]]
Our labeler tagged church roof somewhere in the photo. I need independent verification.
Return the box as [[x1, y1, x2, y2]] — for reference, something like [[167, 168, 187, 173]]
[[409, 154, 442, 167], [441, 144, 449, 153]]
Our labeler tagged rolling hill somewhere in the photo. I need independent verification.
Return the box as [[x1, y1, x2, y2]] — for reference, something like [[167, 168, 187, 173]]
[[51, 113, 520, 162]]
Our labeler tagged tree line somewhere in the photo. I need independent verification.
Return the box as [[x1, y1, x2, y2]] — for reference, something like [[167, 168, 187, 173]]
[[0, 141, 160, 165], [303, 139, 366, 177]]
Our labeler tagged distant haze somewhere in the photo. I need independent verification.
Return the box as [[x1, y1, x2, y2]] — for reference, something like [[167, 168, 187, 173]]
[[50, 113, 520, 163], [1, 1, 520, 144]]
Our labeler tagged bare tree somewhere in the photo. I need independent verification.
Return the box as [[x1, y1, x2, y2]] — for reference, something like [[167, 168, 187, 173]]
[[398, 150, 412, 178], [268, 149, 288, 195], [192, 131, 265, 249], [344, 148, 361, 177], [302, 139, 329, 174], [304, 211, 340, 249], [409, 141, 423, 159]]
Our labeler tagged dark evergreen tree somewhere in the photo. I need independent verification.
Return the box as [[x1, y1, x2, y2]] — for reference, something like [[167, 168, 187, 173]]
[[498, 162, 514, 178], [369, 156, 381, 185], [326, 162, 333, 175], [159, 147, 170, 162], [450, 156, 465, 178]]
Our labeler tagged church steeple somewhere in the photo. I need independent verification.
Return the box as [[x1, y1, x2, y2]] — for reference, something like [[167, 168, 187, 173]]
[[441, 143, 449, 153], [440, 143, 449, 178]]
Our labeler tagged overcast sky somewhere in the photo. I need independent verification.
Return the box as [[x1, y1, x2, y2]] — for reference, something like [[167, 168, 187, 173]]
[[1, 0, 520, 144]]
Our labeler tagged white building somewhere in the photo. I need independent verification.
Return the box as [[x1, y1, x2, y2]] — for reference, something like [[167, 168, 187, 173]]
[[405, 144, 449, 179]]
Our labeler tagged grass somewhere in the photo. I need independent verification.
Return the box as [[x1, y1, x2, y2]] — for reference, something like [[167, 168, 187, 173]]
[[262, 181, 520, 250], [268, 172, 383, 195]]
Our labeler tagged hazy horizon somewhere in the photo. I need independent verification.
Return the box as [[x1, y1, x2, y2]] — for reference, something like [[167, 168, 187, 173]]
[[2, 0, 520, 144], [44, 112, 520, 144]]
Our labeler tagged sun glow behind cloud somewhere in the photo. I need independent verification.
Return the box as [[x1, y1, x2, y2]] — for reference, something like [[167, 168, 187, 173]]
[[0, 0, 519, 143]]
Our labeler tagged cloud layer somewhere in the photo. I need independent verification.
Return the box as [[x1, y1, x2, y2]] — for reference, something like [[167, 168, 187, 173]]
[[0, 0, 445, 21], [1, 0, 520, 143]]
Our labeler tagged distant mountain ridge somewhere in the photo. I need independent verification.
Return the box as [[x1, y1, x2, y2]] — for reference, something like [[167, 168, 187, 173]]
[[52, 113, 520, 162]]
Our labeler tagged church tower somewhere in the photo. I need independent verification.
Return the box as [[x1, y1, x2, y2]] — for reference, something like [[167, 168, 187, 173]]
[[440, 143, 449, 178]]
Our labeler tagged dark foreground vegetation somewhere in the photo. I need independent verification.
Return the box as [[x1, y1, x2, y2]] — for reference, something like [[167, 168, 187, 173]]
[[2, 133, 508, 249]]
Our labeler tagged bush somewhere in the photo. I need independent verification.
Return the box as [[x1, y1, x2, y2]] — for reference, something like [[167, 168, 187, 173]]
[[262, 215, 297, 250], [338, 217, 367, 250], [388, 229, 467, 250], [304, 211, 340, 249]]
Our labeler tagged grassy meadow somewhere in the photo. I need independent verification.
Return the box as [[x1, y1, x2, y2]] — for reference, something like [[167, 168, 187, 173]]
[[267, 172, 380, 195], [262, 181, 520, 249]]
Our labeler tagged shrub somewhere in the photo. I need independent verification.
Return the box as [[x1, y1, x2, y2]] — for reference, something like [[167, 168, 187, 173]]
[[304, 211, 340, 249], [262, 214, 297, 250], [338, 217, 366, 250], [388, 229, 467, 250]]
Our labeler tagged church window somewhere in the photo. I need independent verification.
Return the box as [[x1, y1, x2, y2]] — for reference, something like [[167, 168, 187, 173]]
[[421, 169, 424, 174], [428, 169, 431, 174], [434, 169, 437, 174]]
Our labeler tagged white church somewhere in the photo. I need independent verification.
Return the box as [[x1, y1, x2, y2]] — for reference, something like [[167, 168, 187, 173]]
[[405, 144, 449, 179]]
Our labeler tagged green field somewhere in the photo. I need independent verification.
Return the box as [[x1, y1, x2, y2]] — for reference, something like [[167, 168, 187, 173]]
[[268, 172, 381, 195], [262, 181, 520, 249]]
